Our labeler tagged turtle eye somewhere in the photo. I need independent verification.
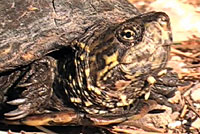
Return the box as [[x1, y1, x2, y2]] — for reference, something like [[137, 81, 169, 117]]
[[120, 29, 135, 40], [116, 19, 144, 45]]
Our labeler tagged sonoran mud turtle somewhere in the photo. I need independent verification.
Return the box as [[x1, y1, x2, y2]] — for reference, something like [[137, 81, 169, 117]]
[[0, 0, 183, 132]]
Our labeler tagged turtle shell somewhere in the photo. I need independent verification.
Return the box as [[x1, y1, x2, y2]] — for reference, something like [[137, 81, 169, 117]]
[[0, 0, 139, 73]]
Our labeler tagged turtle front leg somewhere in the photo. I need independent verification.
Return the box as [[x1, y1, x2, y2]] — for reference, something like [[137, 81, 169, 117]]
[[19, 99, 157, 127], [149, 68, 187, 110], [4, 57, 57, 120]]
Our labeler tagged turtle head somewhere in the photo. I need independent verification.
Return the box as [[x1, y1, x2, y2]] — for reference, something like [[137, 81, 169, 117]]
[[83, 12, 172, 91], [67, 12, 172, 113], [116, 12, 172, 80]]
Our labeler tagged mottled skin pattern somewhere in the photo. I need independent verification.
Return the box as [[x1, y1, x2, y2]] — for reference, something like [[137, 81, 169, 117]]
[[0, 0, 181, 128]]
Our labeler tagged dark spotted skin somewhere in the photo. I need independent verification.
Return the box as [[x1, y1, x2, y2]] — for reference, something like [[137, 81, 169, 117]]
[[0, 0, 183, 128]]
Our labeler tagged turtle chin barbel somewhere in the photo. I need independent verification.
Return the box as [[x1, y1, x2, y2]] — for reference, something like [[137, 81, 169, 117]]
[[0, 0, 181, 130]]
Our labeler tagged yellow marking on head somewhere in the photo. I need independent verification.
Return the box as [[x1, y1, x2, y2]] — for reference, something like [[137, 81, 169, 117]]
[[77, 89, 81, 94], [74, 59, 77, 65], [84, 108, 91, 114], [147, 76, 156, 84], [77, 74, 83, 88], [97, 66, 109, 80], [120, 94, 128, 106], [70, 97, 82, 103], [97, 52, 119, 80], [72, 79, 76, 86], [88, 85, 101, 95], [102, 71, 112, 81], [99, 110, 107, 114], [84, 101, 93, 107], [85, 68, 90, 77], [129, 99, 134, 105], [106, 103, 114, 108], [87, 85, 92, 91], [93, 87, 101, 95], [92, 109, 99, 114], [102, 101, 106, 106], [69, 84, 73, 88], [84, 108, 99, 114], [124, 71, 142, 80], [85, 46, 90, 52], [78, 42, 86, 49], [117, 99, 134, 107], [62, 64, 66, 70], [64, 89, 68, 95], [103, 76, 107, 81], [110, 108, 118, 112], [116, 102, 124, 107], [80, 54, 86, 61], [89, 55, 96, 62], [69, 75, 72, 80], [82, 91, 88, 97], [144, 91, 150, 100], [103, 51, 119, 65]]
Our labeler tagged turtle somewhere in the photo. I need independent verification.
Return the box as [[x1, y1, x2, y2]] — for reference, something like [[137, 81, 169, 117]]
[[0, 0, 182, 132]]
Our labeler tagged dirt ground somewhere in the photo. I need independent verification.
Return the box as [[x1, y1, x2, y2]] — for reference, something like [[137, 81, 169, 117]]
[[1, 0, 200, 133]]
